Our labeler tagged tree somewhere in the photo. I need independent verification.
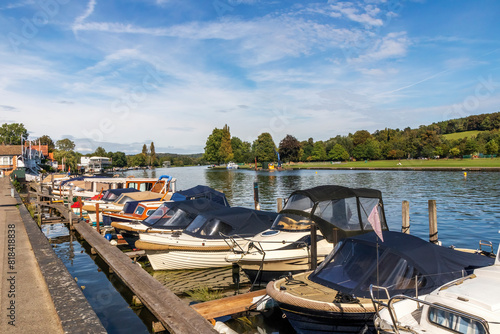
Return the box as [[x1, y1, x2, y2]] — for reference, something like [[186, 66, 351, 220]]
[[150, 142, 156, 166], [0, 123, 28, 145], [142, 144, 148, 164], [311, 141, 327, 161], [204, 128, 225, 164], [231, 137, 252, 163], [300, 138, 314, 161], [112, 151, 127, 167], [279, 135, 301, 162], [56, 138, 75, 151], [253, 132, 276, 162], [93, 146, 107, 157], [329, 144, 350, 161], [450, 147, 460, 158], [352, 130, 372, 146], [219, 125, 234, 163], [38, 135, 55, 151], [485, 140, 499, 155]]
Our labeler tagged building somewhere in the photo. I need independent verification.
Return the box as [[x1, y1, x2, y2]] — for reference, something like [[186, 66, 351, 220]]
[[0, 143, 48, 177], [80, 156, 113, 173]]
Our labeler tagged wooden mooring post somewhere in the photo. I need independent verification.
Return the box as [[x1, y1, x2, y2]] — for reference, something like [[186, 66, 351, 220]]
[[277, 198, 283, 212], [253, 182, 260, 210], [402, 200, 410, 234], [428, 200, 439, 244]]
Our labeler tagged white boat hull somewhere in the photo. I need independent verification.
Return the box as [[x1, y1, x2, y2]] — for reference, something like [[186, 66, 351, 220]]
[[147, 250, 231, 270]]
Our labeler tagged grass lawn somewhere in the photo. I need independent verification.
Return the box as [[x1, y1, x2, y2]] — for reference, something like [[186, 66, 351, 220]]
[[442, 130, 483, 140]]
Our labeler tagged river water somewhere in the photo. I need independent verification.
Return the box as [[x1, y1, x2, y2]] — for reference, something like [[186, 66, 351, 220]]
[[42, 166, 500, 333]]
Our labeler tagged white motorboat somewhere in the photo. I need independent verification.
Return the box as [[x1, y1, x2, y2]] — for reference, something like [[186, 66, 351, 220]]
[[372, 243, 500, 334], [136, 207, 278, 270]]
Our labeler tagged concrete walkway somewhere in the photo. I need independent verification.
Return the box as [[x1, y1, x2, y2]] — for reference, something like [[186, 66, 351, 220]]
[[0, 177, 105, 333], [0, 177, 63, 333]]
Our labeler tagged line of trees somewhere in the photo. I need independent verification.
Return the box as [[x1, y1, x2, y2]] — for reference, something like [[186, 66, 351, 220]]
[[203, 112, 500, 164]]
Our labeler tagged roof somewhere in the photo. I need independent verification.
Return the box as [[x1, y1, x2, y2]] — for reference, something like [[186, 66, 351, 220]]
[[0, 145, 22, 156], [309, 231, 495, 297]]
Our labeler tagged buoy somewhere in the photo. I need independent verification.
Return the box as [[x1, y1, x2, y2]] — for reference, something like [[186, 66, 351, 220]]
[[464, 172, 467, 178], [315, 171, 318, 174]]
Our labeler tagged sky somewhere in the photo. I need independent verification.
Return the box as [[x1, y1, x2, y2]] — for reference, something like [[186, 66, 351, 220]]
[[1, 0, 499, 154]]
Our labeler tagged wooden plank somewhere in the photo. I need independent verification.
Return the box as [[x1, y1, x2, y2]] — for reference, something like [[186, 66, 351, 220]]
[[191, 289, 267, 320], [72, 221, 217, 334]]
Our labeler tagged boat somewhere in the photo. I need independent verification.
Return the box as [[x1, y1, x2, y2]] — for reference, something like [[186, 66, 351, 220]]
[[372, 243, 499, 334], [226, 162, 239, 169], [266, 231, 495, 334], [136, 207, 278, 270], [226, 185, 389, 285], [112, 198, 227, 248], [49, 174, 174, 199]]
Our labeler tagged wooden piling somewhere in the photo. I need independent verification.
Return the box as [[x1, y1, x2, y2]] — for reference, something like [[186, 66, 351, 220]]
[[253, 182, 260, 210], [95, 203, 101, 234], [428, 200, 438, 244], [277, 198, 283, 212], [402, 200, 410, 234]]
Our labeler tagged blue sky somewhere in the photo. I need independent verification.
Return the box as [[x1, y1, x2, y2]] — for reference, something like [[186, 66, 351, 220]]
[[1, 0, 499, 154]]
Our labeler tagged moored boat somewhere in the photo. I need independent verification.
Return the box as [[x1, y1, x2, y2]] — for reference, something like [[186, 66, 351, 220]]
[[372, 243, 500, 334], [226, 185, 389, 285], [266, 231, 495, 334], [112, 198, 227, 248], [136, 207, 278, 270]]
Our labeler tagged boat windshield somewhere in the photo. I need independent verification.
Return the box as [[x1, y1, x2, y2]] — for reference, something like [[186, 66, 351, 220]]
[[150, 208, 194, 229], [311, 240, 427, 296], [142, 205, 172, 226], [116, 195, 134, 205], [271, 213, 312, 231], [283, 194, 315, 212], [185, 216, 233, 237]]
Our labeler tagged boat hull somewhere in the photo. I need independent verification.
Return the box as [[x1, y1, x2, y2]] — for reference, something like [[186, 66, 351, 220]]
[[147, 250, 231, 270], [279, 302, 376, 334]]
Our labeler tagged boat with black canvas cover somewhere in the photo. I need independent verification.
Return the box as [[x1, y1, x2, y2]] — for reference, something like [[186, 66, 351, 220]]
[[267, 231, 495, 334]]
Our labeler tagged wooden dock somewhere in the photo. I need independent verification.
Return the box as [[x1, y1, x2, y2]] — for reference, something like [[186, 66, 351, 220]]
[[29, 182, 217, 334], [191, 289, 267, 320], [71, 220, 217, 333]]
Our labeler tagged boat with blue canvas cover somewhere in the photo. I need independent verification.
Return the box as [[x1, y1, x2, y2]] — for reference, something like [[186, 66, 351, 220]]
[[111, 198, 227, 248], [266, 231, 495, 334]]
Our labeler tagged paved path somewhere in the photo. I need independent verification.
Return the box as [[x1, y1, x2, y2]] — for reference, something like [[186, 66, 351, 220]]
[[0, 176, 63, 333], [0, 176, 106, 333]]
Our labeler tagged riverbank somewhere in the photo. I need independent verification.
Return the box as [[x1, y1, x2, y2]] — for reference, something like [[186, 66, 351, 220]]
[[209, 157, 500, 171]]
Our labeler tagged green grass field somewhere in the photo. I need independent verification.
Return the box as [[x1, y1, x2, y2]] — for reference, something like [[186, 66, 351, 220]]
[[442, 130, 482, 141]]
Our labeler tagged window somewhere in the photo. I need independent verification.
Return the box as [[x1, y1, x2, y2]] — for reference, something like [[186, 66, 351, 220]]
[[428, 307, 487, 334]]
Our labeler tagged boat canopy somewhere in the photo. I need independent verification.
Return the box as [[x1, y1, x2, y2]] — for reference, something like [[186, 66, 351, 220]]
[[309, 231, 495, 298], [170, 185, 230, 207], [281, 185, 388, 243], [184, 207, 278, 239], [101, 188, 139, 202], [142, 198, 227, 229]]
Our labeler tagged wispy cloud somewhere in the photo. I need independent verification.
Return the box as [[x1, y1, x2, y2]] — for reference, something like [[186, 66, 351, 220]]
[[73, 0, 97, 33]]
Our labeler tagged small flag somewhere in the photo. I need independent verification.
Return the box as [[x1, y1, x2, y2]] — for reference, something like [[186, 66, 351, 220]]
[[368, 204, 384, 242]]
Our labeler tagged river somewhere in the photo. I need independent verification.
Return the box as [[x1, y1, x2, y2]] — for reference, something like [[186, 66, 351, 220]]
[[41, 166, 500, 333]]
